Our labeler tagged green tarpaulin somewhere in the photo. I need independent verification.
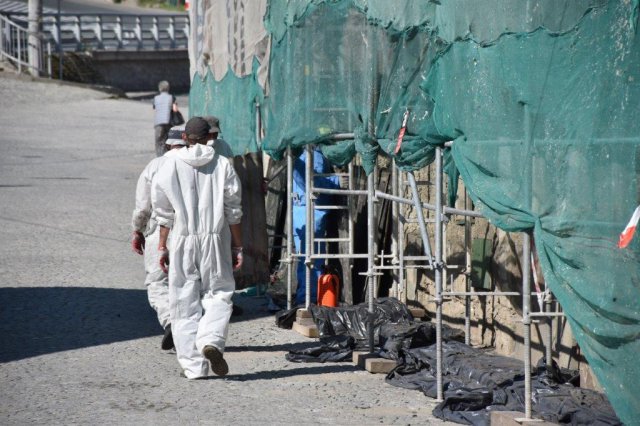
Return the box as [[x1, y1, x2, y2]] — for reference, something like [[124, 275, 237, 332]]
[[189, 1, 640, 422]]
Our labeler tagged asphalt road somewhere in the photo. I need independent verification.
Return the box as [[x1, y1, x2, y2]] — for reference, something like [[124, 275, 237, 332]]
[[0, 72, 452, 425]]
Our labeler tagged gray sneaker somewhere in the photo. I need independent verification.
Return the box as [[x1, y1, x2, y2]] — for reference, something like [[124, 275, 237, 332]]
[[202, 345, 228, 377]]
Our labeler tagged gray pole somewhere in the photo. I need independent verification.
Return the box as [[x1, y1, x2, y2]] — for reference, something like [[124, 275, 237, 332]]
[[522, 103, 533, 419], [464, 190, 471, 345], [305, 145, 313, 309], [391, 160, 398, 298], [522, 233, 532, 419], [286, 147, 293, 310], [57, 0, 62, 80], [28, 0, 42, 76], [435, 147, 444, 402], [367, 166, 375, 352], [407, 171, 434, 269]]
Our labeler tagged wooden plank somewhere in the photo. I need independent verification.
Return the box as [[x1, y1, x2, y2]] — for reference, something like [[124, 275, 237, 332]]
[[292, 318, 319, 338], [364, 357, 398, 374]]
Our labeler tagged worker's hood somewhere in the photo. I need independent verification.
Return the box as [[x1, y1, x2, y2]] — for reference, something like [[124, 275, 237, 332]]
[[176, 144, 215, 167]]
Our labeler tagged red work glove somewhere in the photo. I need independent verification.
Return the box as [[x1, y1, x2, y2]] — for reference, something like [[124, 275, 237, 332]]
[[159, 247, 170, 274], [132, 231, 145, 255], [232, 247, 243, 271]]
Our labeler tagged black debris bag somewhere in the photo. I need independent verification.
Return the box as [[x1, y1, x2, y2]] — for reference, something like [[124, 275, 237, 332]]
[[535, 356, 580, 387], [309, 297, 414, 347], [285, 335, 355, 363], [275, 307, 298, 329], [378, 322, 437, 360]]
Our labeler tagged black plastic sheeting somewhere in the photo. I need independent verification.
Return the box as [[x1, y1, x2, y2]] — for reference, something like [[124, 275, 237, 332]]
[[283, 298, 619, 424], [386, 341, 621, 425], [309, 297, 415, 347], [275, 306, 298, 329], [285, 335, 355, 363]]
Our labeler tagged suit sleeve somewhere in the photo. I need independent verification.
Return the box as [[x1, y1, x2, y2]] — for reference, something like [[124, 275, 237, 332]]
[[152, 164, 175, 229], [223, 160, 243, 225], [131, 163, 153, 232]]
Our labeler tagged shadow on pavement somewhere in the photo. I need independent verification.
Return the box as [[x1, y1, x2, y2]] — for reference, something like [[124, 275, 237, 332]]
[[0, 287, 161, 363], [225, 342, 319, 353], [223, 364, 360, 382]]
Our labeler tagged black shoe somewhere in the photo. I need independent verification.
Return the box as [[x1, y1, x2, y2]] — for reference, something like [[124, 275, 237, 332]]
[[232, 304, 244, 317], [202, 345, 228, 377], [161, 324, 174, 350]]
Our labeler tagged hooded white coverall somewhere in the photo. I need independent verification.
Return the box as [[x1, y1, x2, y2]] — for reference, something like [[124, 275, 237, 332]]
[[152, 144, 242, 378], [131, 149, 183, 329]]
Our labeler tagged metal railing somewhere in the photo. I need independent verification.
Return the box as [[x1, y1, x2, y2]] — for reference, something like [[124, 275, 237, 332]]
[[3, 12, 189, 52], [0, 13, 52, 77]]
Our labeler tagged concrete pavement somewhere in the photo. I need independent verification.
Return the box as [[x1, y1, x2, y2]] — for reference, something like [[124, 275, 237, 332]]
[[0, 72, 453, 425]]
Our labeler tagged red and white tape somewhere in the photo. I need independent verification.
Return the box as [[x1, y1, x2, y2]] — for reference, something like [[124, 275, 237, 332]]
[[394, 110, 410, 155], [618, 205, 640, 248]]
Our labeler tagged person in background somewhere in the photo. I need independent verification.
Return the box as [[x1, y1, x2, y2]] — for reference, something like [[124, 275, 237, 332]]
[[131, 125, 186, 350], [153, 117, 243, 379], [152, 81, 178, 157], [203, 115, 234, 158], [292, 148, 339, 305]]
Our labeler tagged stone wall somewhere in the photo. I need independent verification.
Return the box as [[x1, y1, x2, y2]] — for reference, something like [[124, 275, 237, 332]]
[[88, 49, 190, 92]]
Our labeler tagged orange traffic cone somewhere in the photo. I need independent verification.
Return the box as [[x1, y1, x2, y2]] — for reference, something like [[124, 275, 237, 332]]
[[318, 267, 339, 307]]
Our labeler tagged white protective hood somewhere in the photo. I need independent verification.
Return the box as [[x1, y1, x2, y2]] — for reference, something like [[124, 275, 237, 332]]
[[176, 144, 216, 168]]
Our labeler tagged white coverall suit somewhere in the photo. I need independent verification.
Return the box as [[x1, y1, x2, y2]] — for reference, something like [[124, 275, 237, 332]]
[[152, 144, 242, 379], [131, 149, 182, 329]]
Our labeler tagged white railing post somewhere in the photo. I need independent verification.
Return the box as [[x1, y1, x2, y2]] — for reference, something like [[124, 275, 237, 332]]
[[95, 15, 104, 49], [73, 15, 81, 50], [151, 16, 159, 49], [17, 26, 22, 73], [115, 15, 123, 49], [135, 16, 143, 49], [168, 16, 176, 49]]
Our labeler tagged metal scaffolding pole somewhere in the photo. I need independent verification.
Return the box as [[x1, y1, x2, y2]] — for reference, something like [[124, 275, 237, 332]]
[[286, 147, 293, 310], [522, 103, 533, 420], [398, 170, 407, 304], [367, 167, 376, 352], [434, 147, 444, 402], [522, 232, 533, 419], [391, 159, 399, 298], [305, 145, 313, 309], [545, 296, 553, 364], [464, 190, 472, 345], [407, 172, 434, 269]]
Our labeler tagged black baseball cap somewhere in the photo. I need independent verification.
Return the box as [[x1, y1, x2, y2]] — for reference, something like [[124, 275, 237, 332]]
[[184, 117, 210, 140]]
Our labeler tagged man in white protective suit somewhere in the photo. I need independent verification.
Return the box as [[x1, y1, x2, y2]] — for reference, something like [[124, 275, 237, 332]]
[[131, 126, 187, 350], [152, 117, 243, 379], [203, 115, 234, 159]]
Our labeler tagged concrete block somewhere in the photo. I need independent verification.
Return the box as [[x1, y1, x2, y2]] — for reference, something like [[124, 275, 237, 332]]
[[490, 411, 554, 425], [292, 319, 318, 338], [296, 309, 313, 320], [352, 351, 381, 369], [364, 357, 398, 374], [409, 307, 426, 319]]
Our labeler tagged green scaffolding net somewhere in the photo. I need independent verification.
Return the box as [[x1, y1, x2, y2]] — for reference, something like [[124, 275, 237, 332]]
[[438, 3, 640, 423], [189, 65, 263, 156], [189, 1, 640, 422]]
